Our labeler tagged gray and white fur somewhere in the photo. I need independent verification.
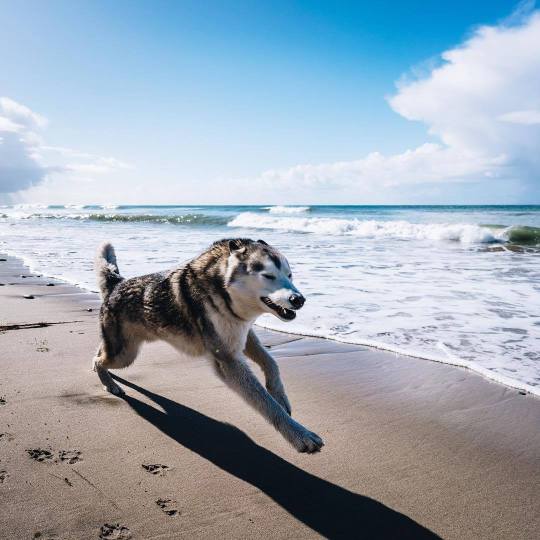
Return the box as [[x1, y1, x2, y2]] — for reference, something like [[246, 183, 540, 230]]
[[93, 238, 323, 453]]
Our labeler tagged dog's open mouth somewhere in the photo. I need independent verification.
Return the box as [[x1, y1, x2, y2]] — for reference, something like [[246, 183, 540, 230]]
[[261, 296, 297, 321]]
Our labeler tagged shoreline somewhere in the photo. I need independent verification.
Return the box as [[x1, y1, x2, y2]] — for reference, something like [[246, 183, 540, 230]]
[[4, 246, 538, 398]]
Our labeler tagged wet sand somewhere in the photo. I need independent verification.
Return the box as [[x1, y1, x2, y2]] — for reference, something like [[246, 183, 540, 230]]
[[1, 254, 539, 539]]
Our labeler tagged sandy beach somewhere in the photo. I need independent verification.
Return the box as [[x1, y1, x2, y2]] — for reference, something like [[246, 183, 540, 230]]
[[1, 253, 539, 540]]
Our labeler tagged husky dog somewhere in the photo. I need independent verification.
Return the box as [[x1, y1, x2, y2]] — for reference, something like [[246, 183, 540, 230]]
[[93, 239, 324, 453]]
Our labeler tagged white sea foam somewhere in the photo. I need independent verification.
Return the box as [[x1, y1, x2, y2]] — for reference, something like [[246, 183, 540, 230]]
[[266, 205, 311, 214], [254, 319, 540, 396], [229, 212, 502, 243]]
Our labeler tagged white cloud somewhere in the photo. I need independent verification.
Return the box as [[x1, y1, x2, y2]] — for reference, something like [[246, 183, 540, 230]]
[[0, 97, 130, 194], [389, 9, 540, 171], [499, 109, 540, 125], [257, 8, 540, 199], [0, 98, 48, 193], [65, 157, 131, 175], [259, 144, 506, 190]]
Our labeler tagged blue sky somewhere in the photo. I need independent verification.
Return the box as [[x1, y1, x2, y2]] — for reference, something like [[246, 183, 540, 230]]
[[1, 0, 539, 204]]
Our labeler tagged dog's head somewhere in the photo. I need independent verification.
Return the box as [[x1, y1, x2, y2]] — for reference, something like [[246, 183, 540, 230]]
[[224, 238, 305, 321]]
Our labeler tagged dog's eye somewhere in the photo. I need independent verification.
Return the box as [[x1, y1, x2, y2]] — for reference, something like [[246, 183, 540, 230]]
[[288, 274, 292, 279], [262, 274, 276, 280]]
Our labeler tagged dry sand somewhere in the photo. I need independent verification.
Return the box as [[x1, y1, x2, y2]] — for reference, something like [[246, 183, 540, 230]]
[[1, 254, 539, 539]]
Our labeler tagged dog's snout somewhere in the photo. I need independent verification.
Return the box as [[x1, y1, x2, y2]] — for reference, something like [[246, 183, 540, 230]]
[[289, 294, 305, 309]]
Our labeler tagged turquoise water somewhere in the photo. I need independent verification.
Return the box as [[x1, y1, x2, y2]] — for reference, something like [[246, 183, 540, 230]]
[[1, 204, 539, 394]]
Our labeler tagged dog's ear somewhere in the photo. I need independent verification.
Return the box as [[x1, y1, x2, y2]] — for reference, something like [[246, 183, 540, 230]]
[[228, 239, 246, 254], [257, 239, 269, 246]]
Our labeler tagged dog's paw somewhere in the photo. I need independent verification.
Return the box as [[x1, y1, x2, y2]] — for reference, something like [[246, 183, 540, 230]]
[[286, 423, 324, 454], [269, 385, 292, 415]]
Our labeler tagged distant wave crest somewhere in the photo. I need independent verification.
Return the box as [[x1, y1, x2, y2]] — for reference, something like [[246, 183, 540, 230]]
[[228, 212, 540, 245], [61, 204, 121, 210], [8, 212, 229, 226], [82, 213, 229, 225], [266, 205, 311, 214], [5, 203, 121, 210]]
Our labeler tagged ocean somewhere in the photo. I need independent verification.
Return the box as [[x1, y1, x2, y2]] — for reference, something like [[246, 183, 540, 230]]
[[1, 204, 539, 395]]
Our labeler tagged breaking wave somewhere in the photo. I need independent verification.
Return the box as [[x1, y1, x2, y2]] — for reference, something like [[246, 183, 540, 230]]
[[228, 212, 540, 245], [266, 205, 311, 214], [505, 225, 540, 245], [2, 206, 539, 245], [64, 204, 120, 210]]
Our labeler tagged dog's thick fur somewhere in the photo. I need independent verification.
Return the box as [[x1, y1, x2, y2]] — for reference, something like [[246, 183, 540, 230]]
[[93, 238, 323, 453]]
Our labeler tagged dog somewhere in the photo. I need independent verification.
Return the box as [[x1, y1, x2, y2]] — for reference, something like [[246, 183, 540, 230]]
[[92, 238, 324, 453]]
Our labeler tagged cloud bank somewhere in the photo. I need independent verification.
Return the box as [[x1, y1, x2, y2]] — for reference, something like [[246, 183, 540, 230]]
[[258, 8, 540, 199], [0, 97, 129, 195]]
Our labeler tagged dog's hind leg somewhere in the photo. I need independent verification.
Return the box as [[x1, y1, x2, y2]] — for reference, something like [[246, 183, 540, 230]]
[[94, 356, 124, 395], [94, 345, 141, 395], [212, 351, 323, 453], [244, 329, 291, 415], [94, 325, 142, 395]]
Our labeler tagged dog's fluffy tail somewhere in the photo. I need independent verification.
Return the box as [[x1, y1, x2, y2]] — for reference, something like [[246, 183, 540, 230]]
[[95, 242, 124, 299]]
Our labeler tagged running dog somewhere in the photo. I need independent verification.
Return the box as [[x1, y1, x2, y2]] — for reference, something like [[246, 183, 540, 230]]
[[93, 238, 324, 453]]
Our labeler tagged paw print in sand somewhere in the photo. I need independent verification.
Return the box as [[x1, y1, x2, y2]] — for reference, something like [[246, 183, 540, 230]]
[[26, 448, 82, 464], [156, 498, 179, 517], [27, 448, 54, 462], [58, 449, 82, 464], [0, 470, 9, 484], [99, 523, 132, 540], [142, 463, 170, 476]]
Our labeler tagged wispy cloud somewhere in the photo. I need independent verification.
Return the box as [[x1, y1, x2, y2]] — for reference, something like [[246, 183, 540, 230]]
[[256, 7, 540, 198], [0, 97, 47, 129]]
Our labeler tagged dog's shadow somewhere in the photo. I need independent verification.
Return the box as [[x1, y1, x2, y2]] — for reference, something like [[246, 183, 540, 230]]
[[112, 375, 439, 539]]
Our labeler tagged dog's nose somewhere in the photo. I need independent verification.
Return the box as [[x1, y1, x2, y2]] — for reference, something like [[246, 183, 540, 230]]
[[289, 294, 305, 309]]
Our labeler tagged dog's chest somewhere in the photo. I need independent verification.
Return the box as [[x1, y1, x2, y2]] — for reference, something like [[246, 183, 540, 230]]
[[209, 312, 252, 354]]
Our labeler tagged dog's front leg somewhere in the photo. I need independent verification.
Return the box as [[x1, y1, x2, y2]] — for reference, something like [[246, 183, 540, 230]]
[[244, 329, 292, 415], [212, 349, 323, 453]]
